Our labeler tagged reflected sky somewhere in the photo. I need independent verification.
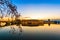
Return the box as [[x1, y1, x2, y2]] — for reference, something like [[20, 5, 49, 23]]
[[23, 24, 60, 34], [0, 24, 60, 40], [22, 24, 60, 40]]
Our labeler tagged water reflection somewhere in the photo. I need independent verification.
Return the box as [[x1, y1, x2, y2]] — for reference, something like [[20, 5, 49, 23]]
[[0, 25, 22, 40], [22, 24, 60, 40], [0, 24, 60, 40], [23, 24, 60, 34]]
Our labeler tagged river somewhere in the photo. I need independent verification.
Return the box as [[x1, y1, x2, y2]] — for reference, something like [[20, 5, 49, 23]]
[[0, 24, 60, 40]]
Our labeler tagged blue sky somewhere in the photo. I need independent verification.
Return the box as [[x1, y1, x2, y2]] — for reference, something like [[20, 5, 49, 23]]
[[11, 0, 60, 19]]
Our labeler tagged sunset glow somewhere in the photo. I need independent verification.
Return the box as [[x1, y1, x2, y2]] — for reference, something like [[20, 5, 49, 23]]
[[12, 0, 60, 19]]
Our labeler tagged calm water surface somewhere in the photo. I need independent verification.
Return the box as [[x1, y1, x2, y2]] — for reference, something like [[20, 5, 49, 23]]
[[22, 24, 60, 34], [0, 24, 60, 40]]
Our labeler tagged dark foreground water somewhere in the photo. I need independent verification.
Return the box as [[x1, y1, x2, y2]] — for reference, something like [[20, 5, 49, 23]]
[[0, 24, 60, 40]]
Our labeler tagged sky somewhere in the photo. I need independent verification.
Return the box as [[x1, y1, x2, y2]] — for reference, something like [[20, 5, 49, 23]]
[[11, 0, 60, 19]]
